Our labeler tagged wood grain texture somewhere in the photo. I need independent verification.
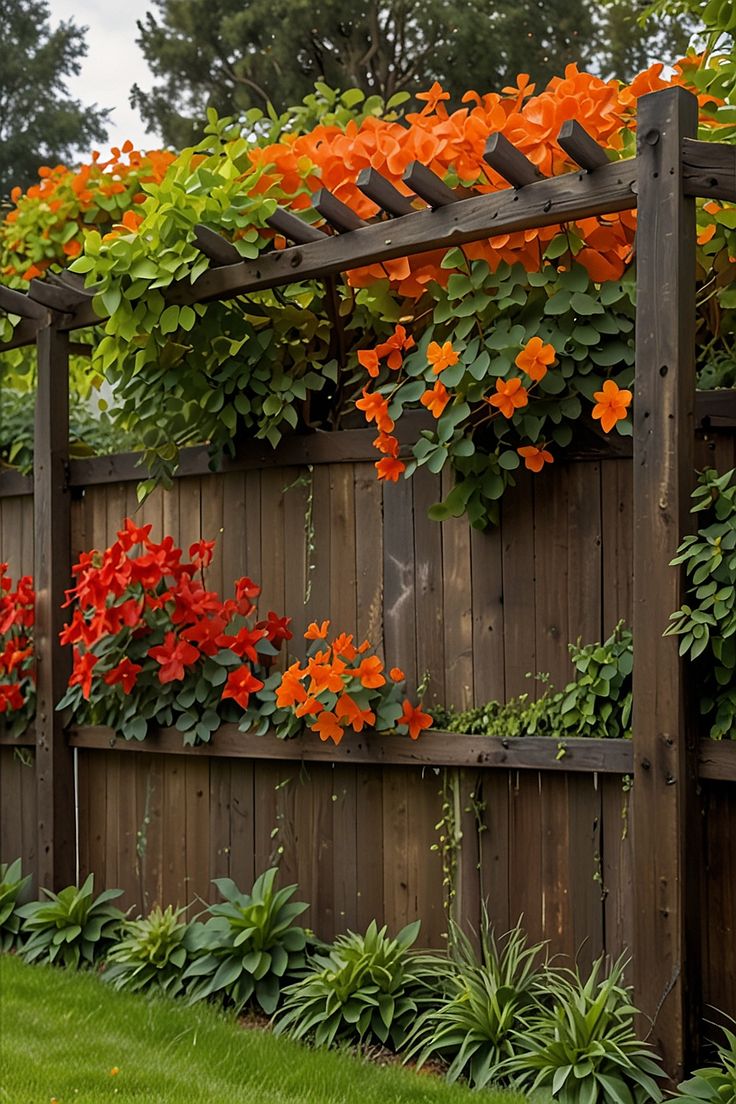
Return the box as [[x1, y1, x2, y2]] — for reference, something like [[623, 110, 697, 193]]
[[632, 87, 700, 1079]]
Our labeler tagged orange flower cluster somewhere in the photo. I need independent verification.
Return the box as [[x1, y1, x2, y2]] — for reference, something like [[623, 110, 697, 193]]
[[275, 621, 431, 745], [248, 63, 707, 294], [1, 144, 175, 283]]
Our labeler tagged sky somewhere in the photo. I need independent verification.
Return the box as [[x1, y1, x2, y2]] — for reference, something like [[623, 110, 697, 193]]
[[50, 0, 158, 152]]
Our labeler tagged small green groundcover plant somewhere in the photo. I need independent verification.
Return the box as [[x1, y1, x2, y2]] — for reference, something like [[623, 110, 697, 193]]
[[0, 857, 31, 951], [672, 1025, 736, 1104], [16, 872, 124, 969], [275, 919, 426, 1049], [184, 867, 308, 1014], [433, 622, 633, 741], [102, 905, 194, 996]]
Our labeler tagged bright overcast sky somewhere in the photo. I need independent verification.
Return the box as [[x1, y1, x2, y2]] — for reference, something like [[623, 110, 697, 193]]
[[49, 0, 159, 153]]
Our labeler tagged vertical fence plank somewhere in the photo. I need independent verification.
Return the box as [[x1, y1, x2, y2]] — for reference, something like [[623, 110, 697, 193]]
[[383, 479, 417, 691], [413, 468, 445, 707], [470, 525, 505, 704], [501, 474, 536, 698], [632, 87, 699, 1078], [34, 323, 74, 890]]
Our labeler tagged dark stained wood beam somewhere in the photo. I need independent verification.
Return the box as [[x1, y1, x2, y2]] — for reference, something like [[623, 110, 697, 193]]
[[0, 315, 43, 350], [34, 323, 75, 891], [682, 138, 736, 201], [557, 120, 609, 172], [357, 167, 416, 217], [632, 86, 700, 1081], [403, 160, 474, 207], [484, 132, 542, 187], [28, 279, 91, 313], [0, 156, 640, 342], [0, 285, 47, 320], [193, 225, 241, 266], [311, 188, 368, 233], [69, 725, 635, 773], [266, 207, 328, 244], [159, 157, 639, 310]]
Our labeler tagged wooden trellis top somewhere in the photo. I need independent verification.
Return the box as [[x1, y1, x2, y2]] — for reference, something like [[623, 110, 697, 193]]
[[1, 87, 734, 352]]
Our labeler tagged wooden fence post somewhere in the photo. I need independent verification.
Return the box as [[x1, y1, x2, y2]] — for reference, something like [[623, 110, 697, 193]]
[[632, 87, 700, 1079], [34, 320, 74, 890]]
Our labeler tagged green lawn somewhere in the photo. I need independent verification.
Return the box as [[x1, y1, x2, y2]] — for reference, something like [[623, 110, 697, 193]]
[[0, 954, 525, 1104]]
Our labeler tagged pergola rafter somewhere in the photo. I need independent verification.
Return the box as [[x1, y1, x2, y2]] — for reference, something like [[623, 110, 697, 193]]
[[2, 87, 736, 1080]]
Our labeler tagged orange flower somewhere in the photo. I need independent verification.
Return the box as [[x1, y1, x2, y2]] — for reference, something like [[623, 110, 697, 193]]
[[427, 340, 459, 375], [331, 632, 357, 661], [518, 444, 554, 473], [592, 379, 632, 433], [376, 324, 415, 370], [420, 381, 450, 418], [276, 662, 307, 708], [356, 388, 394, 433], [335, 692, 375, 732], [375, 457, 406, 482], [305, 620, 330, 640], [310, 710, 344, 745], [357, 349, 380, 377], [515, 337, 556, 382], [390, 667, 404, 682], [487, 378, 529, 418], [399, 700, 433, 740], [355, 655, 386, 689], [295, 695, 323, 718], [373, 432, 400, 458]]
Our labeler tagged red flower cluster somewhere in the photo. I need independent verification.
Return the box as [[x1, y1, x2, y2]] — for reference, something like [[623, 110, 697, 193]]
[[274, 620, 431, 745], [59, 521, 291, 740], [0, 564, 35, 719]]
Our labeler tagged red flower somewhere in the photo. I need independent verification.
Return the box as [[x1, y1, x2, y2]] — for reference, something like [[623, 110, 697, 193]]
[[0, 684, 24, 713], [103, 657, 142, 694], [69, 648, 99, 700], [256, 611, 293, 649], [221, 666, 264, 710], [218, 625, 266, 663], [148, 633, 200, 684], [116, 518, 152, 552], [189, 538, 216, 569]]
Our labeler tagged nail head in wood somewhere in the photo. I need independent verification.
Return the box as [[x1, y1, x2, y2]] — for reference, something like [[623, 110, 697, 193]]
[[266, 207, 328, 244], [356, 168, 416, 217], [484, 133, 541, 188], [557, 120, 609, 172]]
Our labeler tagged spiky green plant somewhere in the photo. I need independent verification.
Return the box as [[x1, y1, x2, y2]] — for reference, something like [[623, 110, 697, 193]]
[[184, 867, 308, 1014], [405, 916, 545, 1088], [102, 905, 193, 995], [504, 955, 664, 1104], [16, 874, 124, 969], [275, 919, 426, 1049], [0, 858, 32, 951], [672, 1027, 736, 1104]]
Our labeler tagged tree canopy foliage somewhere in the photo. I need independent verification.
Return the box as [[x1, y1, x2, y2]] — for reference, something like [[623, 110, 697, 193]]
[[0, 0, 110, 197], [131, 0, 692, 147]]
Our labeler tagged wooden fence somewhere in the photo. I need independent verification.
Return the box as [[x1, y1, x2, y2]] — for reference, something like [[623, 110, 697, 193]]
[[2, 428, 735, 1038], [4, 87, 736, 1077]]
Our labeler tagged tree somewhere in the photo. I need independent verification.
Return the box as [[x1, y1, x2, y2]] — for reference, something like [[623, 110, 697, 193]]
[[0, 0, 110, 197], [132, 0, 692, 148]]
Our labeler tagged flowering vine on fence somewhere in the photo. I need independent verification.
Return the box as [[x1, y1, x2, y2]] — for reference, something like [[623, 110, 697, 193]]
[[0, 565, 35, 736], [49, 521, 430, 747], [1, 58, 734, 527]]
